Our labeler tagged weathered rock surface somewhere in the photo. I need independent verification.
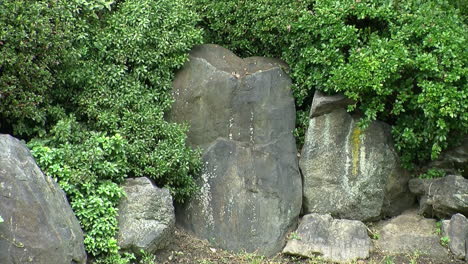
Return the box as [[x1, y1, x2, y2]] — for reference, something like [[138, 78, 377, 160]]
[[429, 137, 468, 178], [283, 214, 371, 263], [409, 175, 468, 218], [0, 134, 86, 264], [442, 214, 468, 260], [300, 92, 414, 221], [374, 210, 448, 258], [310, 90, 355, 118], [117, 177, 175, 254], [171, 44, 302, 256]]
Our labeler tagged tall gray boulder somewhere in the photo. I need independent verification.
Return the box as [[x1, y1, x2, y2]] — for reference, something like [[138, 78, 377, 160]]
[[117, 177, 175, 254], [0, 134, 87, 264], [171, 44, 302, 256], [300, 91, 414, 221]]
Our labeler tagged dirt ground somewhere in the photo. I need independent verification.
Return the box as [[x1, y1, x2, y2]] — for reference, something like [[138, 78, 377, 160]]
[[152, 228, 465, 264]]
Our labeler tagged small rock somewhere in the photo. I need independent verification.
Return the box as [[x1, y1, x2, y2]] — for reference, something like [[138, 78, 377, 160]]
[[442, 214, 468, 260], [117, 177, 175, 254], [429, 137, 468, 178], [374, 210, 448, 259], [409, 175, 468, 218], [282, 214, 371, 263], [309, 90, 355, 118]]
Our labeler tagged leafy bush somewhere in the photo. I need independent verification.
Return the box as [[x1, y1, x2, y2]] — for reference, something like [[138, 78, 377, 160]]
[[66, 0, 203, 202], [191, 0, 467, 167], [3, 0, 203, 259], [418, 168, 446, 179], [29, 119, 128, 256], [0, 0, 75, 136]]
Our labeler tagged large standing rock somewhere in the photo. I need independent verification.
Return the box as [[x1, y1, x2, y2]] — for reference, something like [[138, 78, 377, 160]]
[[283, 214, 371, 263], [374, 210, 448, 258], [300, 91, 414, 221], [442, 214, 468, 260], [117, 177, 175, 254], [0, 134, 87, 264], [409, 175, 468, 218], [171, 44, 302, 256]]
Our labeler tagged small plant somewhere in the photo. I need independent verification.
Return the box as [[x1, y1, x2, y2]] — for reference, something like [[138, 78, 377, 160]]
[[239, 252, 265, 264], [383, 256, 395, 264], [371, 232, 380, 240], [0, 215, 3, 223], [139, 249, 157, 264], [94, 252, 136, 264], [288, 231, 302, 240], [440, 236, 450, 247], [198, 260, 214, 264], [407, 250, 421, 264], [419, 168, 446, 179], [435, 221, 442, 235]]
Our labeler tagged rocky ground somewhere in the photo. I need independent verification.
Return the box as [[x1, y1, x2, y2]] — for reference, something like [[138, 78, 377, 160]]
[[152, 228, 465, 264]]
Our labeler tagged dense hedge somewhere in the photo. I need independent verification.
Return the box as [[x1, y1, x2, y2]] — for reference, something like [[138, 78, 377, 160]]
[[2, 0, 202, 260], [191, 0, 467, 168], [0, 0, 75, 136]]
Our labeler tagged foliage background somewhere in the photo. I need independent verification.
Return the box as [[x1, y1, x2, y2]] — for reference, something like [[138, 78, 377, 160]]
[[1, 0, 467, 261], [190, 0, 467, 168]]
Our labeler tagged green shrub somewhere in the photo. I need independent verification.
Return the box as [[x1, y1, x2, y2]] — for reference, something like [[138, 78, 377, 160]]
[[191, 0, 467, 167], [418, 168, 446, 179], [0, 0, 76, 136], [29, 120, 128, 256], [65, 0, 203, 202], [4, 0, 203, 259]]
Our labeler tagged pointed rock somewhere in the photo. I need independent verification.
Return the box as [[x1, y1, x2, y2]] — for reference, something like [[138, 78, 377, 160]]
[[0, 134, 86, 264], [309, 90, 355, 118]]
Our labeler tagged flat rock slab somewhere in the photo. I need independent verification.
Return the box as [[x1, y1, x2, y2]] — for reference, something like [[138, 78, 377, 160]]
[[442, 213, 468, 260], [117, 177, 175, 254], [409, 175, 468, 218], [283, 214, 371, 263], [0, 134, 87, 264], [172, 44, 302, 256], [374, 210, 449, 259]]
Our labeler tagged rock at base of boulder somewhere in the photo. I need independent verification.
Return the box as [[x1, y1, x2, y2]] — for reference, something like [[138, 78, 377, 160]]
[[442, 213, 468, 260], [117, 177, 175, 254], [0, 134, 87, 264], [282, 214, 371, 263], [176, 139, 301, 256], [409, 175, 468, 218], [374, 210, 448, 259]]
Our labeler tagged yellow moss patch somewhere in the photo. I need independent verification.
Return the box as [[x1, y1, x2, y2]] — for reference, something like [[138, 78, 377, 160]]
[[351, 126, 362, 176]]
